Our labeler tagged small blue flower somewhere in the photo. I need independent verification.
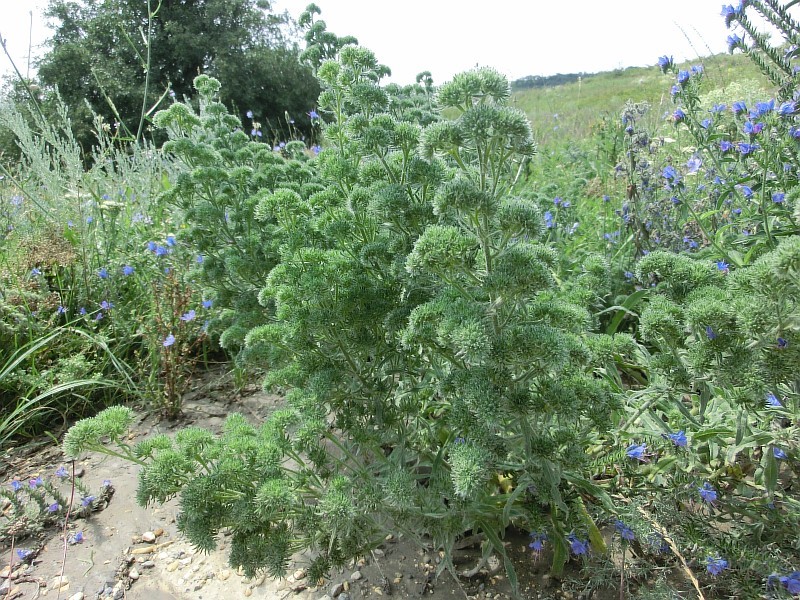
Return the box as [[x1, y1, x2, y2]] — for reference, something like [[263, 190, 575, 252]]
[[662, 165, 678, 181], [308, 109, 319, 119], [166, 235, 176, 247], [626, 443, 647, 461], [31, 267, 42, 276], [79, 307, 87, 315], [567, 533, 588, 556], [102, 479, 112, 487], [29, 476, 43, 489], [706, 555, 728, 576], [81, 496, 95, 507], [246, 110, 254, 119], [163, 334, 176, 347], [100, 300, 113, 311], [673, 108, 686, 123], [677, 70, 690, 84], [57, 306, 66, 315], [711, 103, 727, 113], [311, 145, 321, 155], [699, 482, 717, 503], [122, 265, 134, 276], [743, 121, 764, 135], [16, 549, 31, 561], [732, 100, 747, 115], [778, 101, 796, 116], [752, 99, 775, 117], [180, 310, 196, 322], [196, 254, 204, 264], [727, 33, 742, 51], [739, 142, 760, 155], [774, 447, 788, 460], [48, 502, 60, 513], [147, 241, 157, 252], [700, 118, 711, 129], [202, 300, 213, 309], [528, 531, 547, 553], [55, 466, 68, 478], [777, 337, 788, 349], [719, 140, 733, 152], [657, 55, 673, 72], [11, 480, 22, 492], [780, 572, 800, 594], [614, 520, 635, 541], [705, 325, 717, 340], [666, 430, 688, 447], [736, 184, 754, 198], [773, 192, 785, 203], [716, 260, 729, 272], [86, 216, 93, 224], [155, 246, 168, 257], [686, 157, 702, 174], [544, 210, 554, 229]]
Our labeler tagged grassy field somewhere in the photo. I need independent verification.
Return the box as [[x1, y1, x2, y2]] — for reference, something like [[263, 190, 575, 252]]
[[513, 51, 775, 146]]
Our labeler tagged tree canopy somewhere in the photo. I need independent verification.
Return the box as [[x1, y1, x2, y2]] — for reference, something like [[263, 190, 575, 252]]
[[30, 0, 320, 149]]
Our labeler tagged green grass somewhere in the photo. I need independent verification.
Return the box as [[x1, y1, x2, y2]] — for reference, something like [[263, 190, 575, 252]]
[[512, 52, 775, 146]]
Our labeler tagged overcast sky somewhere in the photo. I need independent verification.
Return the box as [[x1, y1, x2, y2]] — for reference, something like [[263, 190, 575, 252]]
[[0, 1, 756, 86]]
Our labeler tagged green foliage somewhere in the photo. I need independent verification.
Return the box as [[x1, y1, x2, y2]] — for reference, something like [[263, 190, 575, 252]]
[[5, 0, 319, 153]]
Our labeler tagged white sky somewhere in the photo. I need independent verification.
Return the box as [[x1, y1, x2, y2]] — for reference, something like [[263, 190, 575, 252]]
[[0, 1, 752, 86]]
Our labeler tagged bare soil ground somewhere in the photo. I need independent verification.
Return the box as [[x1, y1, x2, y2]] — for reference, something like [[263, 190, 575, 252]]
[[0, 369, 604, 600]]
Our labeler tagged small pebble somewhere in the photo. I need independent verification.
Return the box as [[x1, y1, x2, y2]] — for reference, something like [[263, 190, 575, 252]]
[[67, 593, 84, 600], [166, 561, 180, 572], [294, 569, 307, 580], [350, 571, 362, 582], [141, 531, 157, 543], [129, 568, 140, 581], [141, 561, 155, 569], [218, 569, 231, 581], [244, 587, 252, 597]]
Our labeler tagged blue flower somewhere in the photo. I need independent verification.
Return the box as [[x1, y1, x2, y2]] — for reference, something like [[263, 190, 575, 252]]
[[202, 300, 213, 309], [102, 479, 112, 487], [100, 300, 113, 311], [166, 235, 176, 247], [180, 310, 196, 322], [739, 142, 759, 155], [155, 245, 168, 256], [163, 334, 176, 347], [662, 165, 679, 181], [98, 267, 109, 279], [673, 108, 686, 123], [86, 216, 93, 224], [16, 549, 31, 561], [122, 265, 134, 276], [752, 99, 775, 117], [719, 140, 733, 152], [732, 100, 747, 115], [29, 476, 43, 489], [614, 521, 635, 541], [666, 430, 688, 447], [246, 110, 254, 119], [721, 3, 740, 27], [81, 495, 95, 507], [706, 556, 728, 576], [657, 55, 673, 72], [716, 260, 729, 272], [705, 325, 717, 340], [79, 307, 87, 315], [699, 482, 717, 503], [308, 109, 319, 119], [55, 466, 68, 478], [196, 254, 204, 264], [677, 70, 690, 84], [94, 313, 103, 321], [11, 480, 22, 492], [778, 101, 796, 116], [528, 531, 547, 553], [774, 447, 788, 460], [777, 337, 788, 349], [48, 502, 60, 513], [567, 533, 588, 556], [700, 118, 711, 129], [736, 184, 753, 198], [626, 443, 647, 461], [727, 33, 742, 51], [686, 157, 702, 174], [773, 192, 785, 203], [711, 103, 727, 113], [57, 306, 66, 315], [544, 210, 554, 229], [743, 121, 763, 135], [311, 145, 322, 155], [31, 267, 42, 276], [780, 572, 800, 594]]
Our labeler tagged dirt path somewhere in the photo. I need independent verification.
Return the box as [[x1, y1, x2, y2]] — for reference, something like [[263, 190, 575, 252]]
[[1, 373, 559, 600]]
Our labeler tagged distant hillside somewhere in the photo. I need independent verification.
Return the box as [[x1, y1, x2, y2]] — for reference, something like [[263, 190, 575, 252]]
[[512, 52, 775, 146], [512, 73, 595, 91]]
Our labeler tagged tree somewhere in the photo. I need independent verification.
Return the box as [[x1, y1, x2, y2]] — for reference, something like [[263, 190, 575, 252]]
[[30, 0, 319, 150]]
